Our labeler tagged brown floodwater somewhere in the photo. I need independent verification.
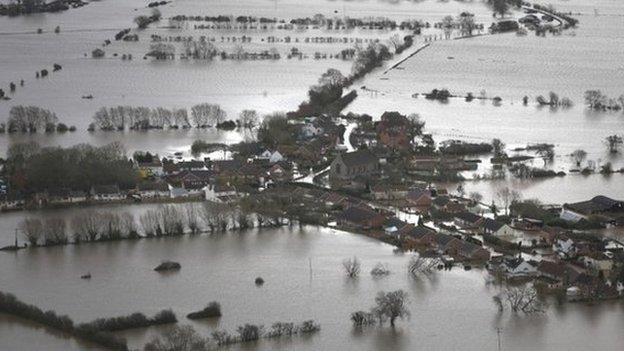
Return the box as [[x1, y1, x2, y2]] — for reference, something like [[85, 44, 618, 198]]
[[1, 225, 624, 351]]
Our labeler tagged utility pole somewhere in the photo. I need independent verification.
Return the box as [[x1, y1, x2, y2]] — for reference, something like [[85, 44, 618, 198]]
[[14, 228, 18, 248], [496, 327, 502, 351]]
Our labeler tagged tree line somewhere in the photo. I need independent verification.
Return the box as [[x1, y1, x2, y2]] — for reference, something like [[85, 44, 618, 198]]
[[0, 105, 76, 134], [90, 104, 258, 131], [18, 201, 285, 247], [3, 142, 137, 194]]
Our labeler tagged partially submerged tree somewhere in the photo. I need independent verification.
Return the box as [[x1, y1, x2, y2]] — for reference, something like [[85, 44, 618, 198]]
[[144, 325, 208, 351], [408, 255, 439, 276], [605, 135, 623, 154], [343, 256, 361, 278], [571, 149, 587, 166], [373, 290, 410, 327], [494, 285, 546, 314]]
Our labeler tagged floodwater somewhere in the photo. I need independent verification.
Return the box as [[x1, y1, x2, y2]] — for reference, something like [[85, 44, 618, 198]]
[[2, 1, 624, 349], [2, 225, 624, 351]]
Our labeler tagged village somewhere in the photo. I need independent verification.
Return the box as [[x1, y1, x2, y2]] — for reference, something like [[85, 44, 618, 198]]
[[1, 106, 622, 305]]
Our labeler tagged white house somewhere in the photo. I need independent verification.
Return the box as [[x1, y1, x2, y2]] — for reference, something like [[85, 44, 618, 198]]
[[301, 123, 324, 138], [258, 150, 285, 164], [500, 258, 539, 277], [205, 184, 237, 202], [553, 237, 576, 258], [579, 252, 613, 272], [91, 185, 124, 202]]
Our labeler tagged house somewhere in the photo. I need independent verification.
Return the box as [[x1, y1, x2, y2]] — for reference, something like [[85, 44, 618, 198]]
[[137, 159, 164, 179], [479, 218, 521, 237], [403, 225, 437, 247], [537, 260, 568, 282], [499, 257, 539, 277], [452, 240, 491, 261], [175, 170, 214, 189], [330, 150, 378, 181], [300, 123, 324, 139], [91, 185, 124, 201], [383, 217, 412, 237], [371, 184, 409, 201], [553, 236, 576, 258], [136, 181, 170, 198], [177, 160, 207, 171], [169, 185, 189, 198], [578, 252, 613, 273], [406, 188, 432, 206], [268, 163, 292, 182], [47, 188, 87, 204], [337, 206, 386, 230], [454, 212, 483, 229], [376, 111, 411, 150], [205, 183, 238, 202], [258, 150, 285, 164], [433, 196, 466, 214], [561, 195, 624, 223]]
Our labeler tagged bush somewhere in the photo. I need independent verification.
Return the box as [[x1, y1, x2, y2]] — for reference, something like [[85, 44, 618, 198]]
[[79, 310, 176, 332], [187, 302, 221, 319]]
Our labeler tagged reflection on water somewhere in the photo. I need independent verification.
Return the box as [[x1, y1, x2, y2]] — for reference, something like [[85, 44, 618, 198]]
[[1, 226, 624, 351]]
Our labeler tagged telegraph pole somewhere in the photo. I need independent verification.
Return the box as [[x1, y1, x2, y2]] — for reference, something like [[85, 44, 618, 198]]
[[496, 327, 502, 351]]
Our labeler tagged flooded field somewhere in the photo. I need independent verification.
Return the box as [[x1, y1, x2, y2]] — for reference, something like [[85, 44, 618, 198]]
[[2, 226, 624, 351]]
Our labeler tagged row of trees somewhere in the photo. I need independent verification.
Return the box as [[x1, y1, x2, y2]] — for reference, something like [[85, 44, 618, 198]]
[[1, 105, 69, 133], [5, 141, 137, 193], [90, 104, 259, 131], [584, 90, 624, 111], [144, 320, 320, 350]]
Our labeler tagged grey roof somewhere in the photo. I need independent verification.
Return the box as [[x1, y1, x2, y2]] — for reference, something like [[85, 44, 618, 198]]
[[481, 218, 505, 232], [385, 217, 408, 229], [454, 212, 482, 224], [435, 233, 458, 248], [406, 226, 436, 239], [567, 195, 623, 214], [339, 150, 377, 168], [433, 196, 450, 207], [339, 206, 380, 224]]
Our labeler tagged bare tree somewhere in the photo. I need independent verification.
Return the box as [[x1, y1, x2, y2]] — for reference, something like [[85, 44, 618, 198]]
[[496, 186, 521, 216], [343, 256, 361, 278], [144, 325, 208, 351], [571, 149, 587, 166], [388, 34, 404, 51], [184, 203, 201, 235], [374, 290, 410, 327], [140, 209, 162, 237], [491, 138, 506, 158], [408, 255, 439, 276], [605, 135, 623, 154], [20, 218, 44, 246], [158, 205, 184, 235], [43, 218, 67, 245], [441, 15, 455, 39], [238, 110, 259, 130], [469, 191, 483, 205], [120, 213, 139, 238], [495, 285, 546, 314], [71, 211, 102, 242]]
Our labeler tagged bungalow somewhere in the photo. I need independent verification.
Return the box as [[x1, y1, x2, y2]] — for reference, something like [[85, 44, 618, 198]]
[[561, 195, 624, 223], [537, 260, 567, 282], [454, 212, 483, 229], [406, 188, 432, 208], [47, 188, 87, 204], [205, 183, 238, 202], [500, 257, 539, 277], [176, 170, 214, 189], [433, 196, 466, 214], [330, 149, 378, 181], [383, 217, 412, 237], [300, 123, 324, 139], [371, 184, 409, 201], [91, 185, 124, 201], [553, 236, 576, 258], [452, 240, 491, 261], [136, 181, 170, 199], [337, 206, 386, 230], [479, 218, 521, 237], [578, 252, 613, 273], [403, 225, 437, 247], [258, 150, 285, 164], [268, 163, 292, 182], [137, 159, 164, 179]]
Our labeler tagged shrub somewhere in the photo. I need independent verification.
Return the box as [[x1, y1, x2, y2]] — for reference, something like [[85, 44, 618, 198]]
[[187, 302, 221, 319]]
